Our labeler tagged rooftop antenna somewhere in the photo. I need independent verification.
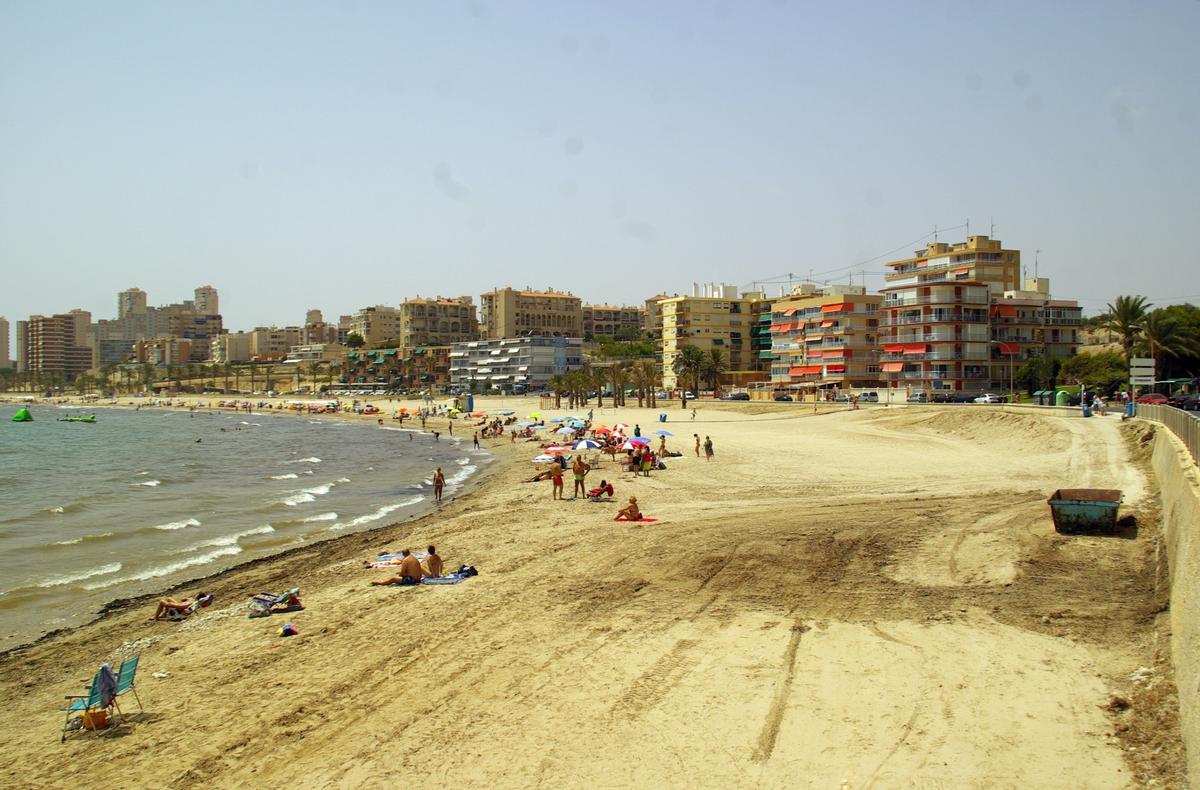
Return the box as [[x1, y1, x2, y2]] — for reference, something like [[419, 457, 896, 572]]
[[965, 218, 970, 236], [933, 224, 938, 243], [990, 217, 995, 237], [1034, 249, 1041, 280]]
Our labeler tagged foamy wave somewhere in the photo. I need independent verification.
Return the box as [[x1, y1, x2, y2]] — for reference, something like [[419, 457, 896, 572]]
[[48, 506, 65, 514], [37, 562, 123, 588], [52, 532, 114, 547], [280, 493, 316, 507], [328, 496, 424, 531], [456, 458, 470, 465], [84, 547, 243, 589], [176, 526, 274, 553], [154, 518, 201, 531], [448, 465, 477, 486], [337, 477, 350, 483], [284, 457, 321, 464], [302, 483, 333, 496], [135, 480, 162, 487], [271, 473, 299, 480], [301, 512, 338, 523]]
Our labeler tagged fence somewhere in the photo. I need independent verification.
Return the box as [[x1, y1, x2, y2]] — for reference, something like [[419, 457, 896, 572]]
[[1138, 404, 1200, 466]]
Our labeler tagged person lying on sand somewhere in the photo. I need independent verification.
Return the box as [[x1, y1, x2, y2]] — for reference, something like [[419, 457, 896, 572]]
[[524, 469, 553, 483], [153, 592, 210, 620], [371, 549, 424, 586], [615, 496, 641, 521]]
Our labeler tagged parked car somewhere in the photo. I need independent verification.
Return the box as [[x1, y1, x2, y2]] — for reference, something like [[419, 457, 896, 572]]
[[859, 391, 879, 403], [774, 394, 793, 402], [1137, 393, 1168, 404], [906, 392, 928, 403], [1176, 394, 1200, 411], [721, 392, 750, 401], [973, 393, 1006, 404]]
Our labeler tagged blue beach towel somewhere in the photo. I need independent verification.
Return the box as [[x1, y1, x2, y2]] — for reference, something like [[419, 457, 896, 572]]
[[421, 573, 468, 585]]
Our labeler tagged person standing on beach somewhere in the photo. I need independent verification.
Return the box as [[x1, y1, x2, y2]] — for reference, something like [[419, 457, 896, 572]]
[[433, 467, 446, 504], [473, 432, 480, 450], [703, 436, 714, 461], [571, 455, 591, 499], [448, 420, 453, 436], [691, 408, 696, 421], [549, 462, 564, 500], [694, 433, 701, 457]]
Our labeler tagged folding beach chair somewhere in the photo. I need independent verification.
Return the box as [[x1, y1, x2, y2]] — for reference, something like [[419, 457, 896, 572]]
[[248, 587, 303, 617], [114, 655, 143, 714], [60, 666, 117, 741], [164, 594, 213, 621]]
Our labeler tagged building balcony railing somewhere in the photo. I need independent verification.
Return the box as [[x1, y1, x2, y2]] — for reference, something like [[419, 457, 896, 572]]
[[883, 294, 989, 307], [881, 314, 988, 326]]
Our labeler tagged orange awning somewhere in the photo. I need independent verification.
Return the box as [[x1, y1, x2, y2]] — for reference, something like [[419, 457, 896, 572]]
[[789, 365, 822, 375], [821, 303, 846, 313], [794, 321, 806, 330], [998, 342, 1021, 354], [770, 323, 784, 331], [826, 364, 845, 374], [808, 349, 823, 359], [883, 344, 904, 353], [952, 267, 970, 275], [782, 308, 799, 316], [992, 304, 1017, 318], [882, 362, 905, 373], [902, 343, 928, 354], [820, 319, 834, 328]]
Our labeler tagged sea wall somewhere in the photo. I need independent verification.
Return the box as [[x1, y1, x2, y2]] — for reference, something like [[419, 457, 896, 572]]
[[1151, 425, 1200, 786]]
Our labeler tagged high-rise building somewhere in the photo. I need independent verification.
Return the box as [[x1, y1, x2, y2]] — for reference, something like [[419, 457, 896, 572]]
[[118, 288, 148, 320], [479, 287, 582, 339], [449, 336, 582, 393], [582, 304, 645, 339], [643, 294, 672, 341], [398, 296, 478, 347], [193, 285, 219, 315], [769, 284, 883, 392], [659, 284, 775, 390], [350, 306, 402, 345], [879, 235, 1020, 395], [0, 316, 10, 368], [15, 321, 27, 372], [989, 278, 1082, 390], [20, 312, 94, 382]]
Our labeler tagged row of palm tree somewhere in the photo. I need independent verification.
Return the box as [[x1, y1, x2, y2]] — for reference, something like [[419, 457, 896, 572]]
[[671, 345, 728, 396], [1, 360, 340, 396], [545, 359, 663, 409], [1099, 295, 1199, 373]]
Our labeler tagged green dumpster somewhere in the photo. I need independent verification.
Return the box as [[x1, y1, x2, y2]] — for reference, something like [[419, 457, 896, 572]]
[[1055, 390, 1069, 406]]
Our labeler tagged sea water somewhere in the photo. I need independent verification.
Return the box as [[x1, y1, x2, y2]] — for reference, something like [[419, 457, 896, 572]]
[[0, 404, 488, 648]]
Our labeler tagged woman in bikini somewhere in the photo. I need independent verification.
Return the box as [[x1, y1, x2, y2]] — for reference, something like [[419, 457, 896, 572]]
[[616, 496, 641, 521]]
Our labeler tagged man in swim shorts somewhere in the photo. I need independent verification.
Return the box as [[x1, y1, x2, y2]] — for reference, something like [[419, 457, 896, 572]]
[[571, 455, 591, 499], [371, 549, 424, 585]]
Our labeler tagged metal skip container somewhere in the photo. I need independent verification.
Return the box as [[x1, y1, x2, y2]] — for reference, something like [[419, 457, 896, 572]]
[[1047, 489, 1123, 534]]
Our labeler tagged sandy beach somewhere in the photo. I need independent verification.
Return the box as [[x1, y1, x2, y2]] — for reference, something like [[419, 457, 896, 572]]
[[0, 398, 1184, 788]]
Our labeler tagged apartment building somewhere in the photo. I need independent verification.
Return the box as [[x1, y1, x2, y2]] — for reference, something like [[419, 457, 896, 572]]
[[769, 284, 882, 391], [582, 303, 645, 338], [399, 296, 478, 347], [133, 337, 194, 366], [19, 311, 94, 382], [643, 294, 671, 341], [350, 306, 402, 345], [989, 278, 1082, 389], [339, 346, 453, 392], [479, 287, 582, 339], [211, 332, 252, 364], [449, 336, 583, 393], [879, 235, 1020, 394], [659, 284, 774, 390], [0, 316, 9, 368]]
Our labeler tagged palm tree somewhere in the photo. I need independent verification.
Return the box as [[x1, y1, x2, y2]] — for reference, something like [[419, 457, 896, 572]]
[[672, 344, 705, 398], [248, 362, 258, 393], [306, 362, 323, 393], [589, 363, 608, 408], [702, 348, 728, 395], [1099, 295, 1151, 362], [1136, 309, 1199, 373], [610, 362, 630, 407], [548, 375, 565, 408]]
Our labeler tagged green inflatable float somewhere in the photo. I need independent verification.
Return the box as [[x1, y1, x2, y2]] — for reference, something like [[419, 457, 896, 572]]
[[12, 407, 33, 422]]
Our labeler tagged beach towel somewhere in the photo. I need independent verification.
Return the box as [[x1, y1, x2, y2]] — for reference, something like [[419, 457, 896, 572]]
[[614, 517, 657, 522], [98, 663, 119, 708], [421, 573, 469, 585]]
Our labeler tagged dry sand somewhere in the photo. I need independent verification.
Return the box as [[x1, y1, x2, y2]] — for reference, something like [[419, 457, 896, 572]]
[[0, 399, 1184, 788]]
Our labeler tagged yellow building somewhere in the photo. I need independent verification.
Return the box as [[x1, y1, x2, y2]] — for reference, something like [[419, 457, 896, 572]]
[[769, 285, 882, 391], [479, 287, 582, 339], [659, 284, 774, 390], [582, 303, 644, 338], [350, 305, 402, 345], [398, 296, 478, 347], [643, 294, 672, 340]]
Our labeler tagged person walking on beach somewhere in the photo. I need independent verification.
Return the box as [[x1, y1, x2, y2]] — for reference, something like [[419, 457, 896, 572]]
[[691, 408, 696, 421], [433, 467, 446, 504], [448, 420, 453, 436], [473, 432, 480, 450], [703, 436, 713, 461], [571, 455, 591, 499], [633, 424, 641, 437], [694, 433, 701, 457], [549, 462, 564, 500]]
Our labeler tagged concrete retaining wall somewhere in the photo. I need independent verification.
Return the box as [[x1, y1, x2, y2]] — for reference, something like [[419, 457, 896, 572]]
[[1151, 426, 1200, 786]]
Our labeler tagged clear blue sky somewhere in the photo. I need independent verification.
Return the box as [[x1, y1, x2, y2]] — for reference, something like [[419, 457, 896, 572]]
[[2, 0, 1198, 333]]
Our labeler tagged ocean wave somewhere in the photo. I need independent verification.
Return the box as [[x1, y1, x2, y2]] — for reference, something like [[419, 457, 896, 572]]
[[327, 496, 424, 531], [51, 531, 114, 547], [448, 465, 477, 486], [456, 458, 470, 465], [153, 518, 201, 531], [284, 457, 321, 464], [83, 546, 244, 589], [134, 479, 162, 487], [48, 506, 65, 514], [336, 477, 350, 483], [37, 562, 123, 588], [175, 526, 274, 553], [279, 492, 315, 507], [302, 483, 333, 496], [302, 512, 338, 523], [271, 473, 299, 480]]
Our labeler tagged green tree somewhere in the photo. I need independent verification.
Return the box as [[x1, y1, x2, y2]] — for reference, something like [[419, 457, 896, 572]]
[[1099, 295, 1151, 362], [1015, 356, 1062, 395], [345, 333, 365, 348], [701, 348, 728, 395], [1136, 309, 1200, 375], [609, 362, 629, 407], [672, 344, 705, 398], [1058, 351, 1126, 392]]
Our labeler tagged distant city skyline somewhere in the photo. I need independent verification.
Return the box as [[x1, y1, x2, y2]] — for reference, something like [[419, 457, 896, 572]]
[[2, 1, 1199, 334]]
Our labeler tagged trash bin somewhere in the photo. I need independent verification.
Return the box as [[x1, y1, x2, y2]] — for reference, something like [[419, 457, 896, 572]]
[[658, 414, 667, 423], [1055, 390, 1069, 406], [1082, 403, 1092, 418]]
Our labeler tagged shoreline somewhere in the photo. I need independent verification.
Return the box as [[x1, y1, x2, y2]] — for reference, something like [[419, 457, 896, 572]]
[[0, 393, 506, 657]]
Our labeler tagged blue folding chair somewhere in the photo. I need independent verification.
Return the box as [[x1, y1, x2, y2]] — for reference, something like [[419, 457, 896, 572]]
[[60, 670, 109, 742], [114, 656, 143, 714]]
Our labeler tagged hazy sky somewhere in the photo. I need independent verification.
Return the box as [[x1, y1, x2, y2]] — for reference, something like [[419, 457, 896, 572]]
[[2, 0, 1198, 333]]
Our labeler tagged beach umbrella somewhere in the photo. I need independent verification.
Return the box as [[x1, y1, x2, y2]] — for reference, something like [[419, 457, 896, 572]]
[[530, 424, 549, 430], [620, 441, 638, 450], [550, 417, 565, 423], [628, 436, 650, 445], [449, 408, 461, 414], [546, 446, 572, 455], [592, 426, 612, 434], [612, 422, 629, 430], [574, 439, 602, 450], [528, 412, 542, 419], [568, 420, 586, 428], [496, 409, 514, 415], [532, 454, 554, 462], [653, 429, 673, 436], [555, 426, 575, 435], [516, 420, 534, 427]]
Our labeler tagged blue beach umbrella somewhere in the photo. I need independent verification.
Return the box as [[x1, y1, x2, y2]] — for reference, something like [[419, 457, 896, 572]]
[[530, 424, 549, 431], [628, 436, 650, 445], [653, 429, 673, 436], [516, 420, 534, 427], [574, 439, 602, 450], [568, 420, 587, 428], [555, 426, 575, 435], [497, 410, 515, 415], [550, 417, 566, 423]]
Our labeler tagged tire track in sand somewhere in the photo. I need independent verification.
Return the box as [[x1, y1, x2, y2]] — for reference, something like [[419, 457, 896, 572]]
[[752, 621, 809, 762], [610, 638, 701, 720]]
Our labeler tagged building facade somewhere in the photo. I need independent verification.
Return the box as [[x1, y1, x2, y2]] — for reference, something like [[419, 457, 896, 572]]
[[211, 332, 252, 364], [0, 316, 9, 368], [479, 287, 582, 339], [659, 284, 774, 390], [399, 296, 478, 347], [582, 304, 645, 339], [20, 312, 95, 381], [350, 306, 402, 345], [769, 285, 883, 391], [449, 336, 582, 392], [989, 279, 1082, 390], [879, 235, 1020, 394], [338, 346, 452, 392]]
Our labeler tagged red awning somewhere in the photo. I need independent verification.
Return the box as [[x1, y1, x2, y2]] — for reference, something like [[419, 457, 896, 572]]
[[808, 349, 824, 359], [794, 320, 806, 330], [991, 304, 1018, 318], [789, 365, 822, 375], [842, 349, 853, 358], [826, 364, 845, 374], [882, 362, 905, 373], [769, 323, 784, 331], [952, 267, 970, 275], [883, 344, 904, 353], [902, 343, 928, 354], [998, 342, 1021, 354], [820, 319, 834, 328], [782, 308, 799, 316], [821, 303, 846, 313]]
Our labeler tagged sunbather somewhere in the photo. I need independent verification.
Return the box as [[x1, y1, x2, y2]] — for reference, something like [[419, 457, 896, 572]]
[[371, 548, 425, 586], [615, 496, 641, 521], [153, 591, 211, 620], [423, 545, 444, 578]]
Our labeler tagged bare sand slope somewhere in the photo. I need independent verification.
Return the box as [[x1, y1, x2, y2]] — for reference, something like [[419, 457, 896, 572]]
[[1, 404, 1178, 788]]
